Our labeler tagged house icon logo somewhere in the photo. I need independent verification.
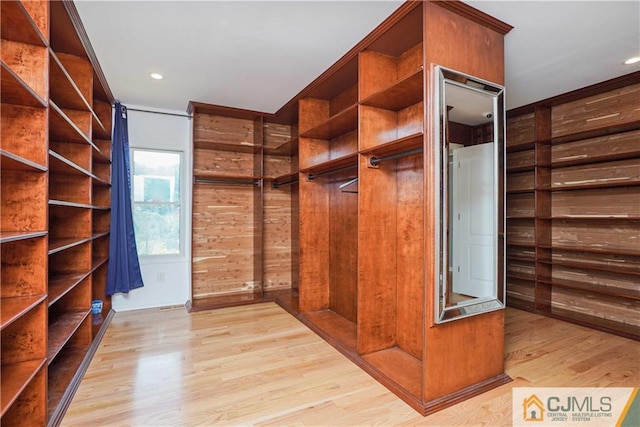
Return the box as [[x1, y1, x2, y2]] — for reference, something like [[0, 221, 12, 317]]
[[523, 394, 545, 421]]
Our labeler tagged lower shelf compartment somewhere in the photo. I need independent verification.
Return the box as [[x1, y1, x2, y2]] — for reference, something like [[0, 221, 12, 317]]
[[0, 358, 46, 416], [271, 290, 512, 416], [188, 288, 295, 312], [47, 346, 88, 421], [362, 347, 422, 397]]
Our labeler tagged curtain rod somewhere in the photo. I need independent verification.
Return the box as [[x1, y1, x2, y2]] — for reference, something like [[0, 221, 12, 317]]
[[126, 107, 192, 119]]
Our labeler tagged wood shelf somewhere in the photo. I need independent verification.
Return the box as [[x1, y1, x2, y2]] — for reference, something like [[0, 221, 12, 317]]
[[193, 171, 261, 182], [359, 132, 423, 158], [538, 277, 639, 300], [299, 104, 358, 140], [0, 359, 46, 417], [0, 295, 46, 331], [47, 310, 90, 362], [1, 61, 47, 108], [506, 272, 535, 282], [49, 150, 94, 178], [550, 307, 640, 340], [362, 346, 422, 398], [263, 137, 299, 156], [537, 244, 640, 257], [49, 200, 93, 209], [48, 271, 92, 307], [300, 153, 358, 177], [47, 345, 89, 422], [49, 50, 92, 112], [92, 256, 109, 271], [91, 144, 111, 164], [48, 237, 92, 255], [1, 149, 47, 172], [49, 101, 95, 145], [193, 139, 262, 154], [550, 121, 640, 146], [361, 68, 423, 111], [543, 258, 640, 276], [0, 230, 47, 244]]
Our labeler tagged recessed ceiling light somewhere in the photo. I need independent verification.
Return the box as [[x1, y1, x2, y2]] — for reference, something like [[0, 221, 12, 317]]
[[623, 57, 640, 65], [150, 72, 164, 80]]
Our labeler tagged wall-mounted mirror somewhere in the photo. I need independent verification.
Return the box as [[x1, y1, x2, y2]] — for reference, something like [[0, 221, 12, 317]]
[[434, 66, 506, 323]]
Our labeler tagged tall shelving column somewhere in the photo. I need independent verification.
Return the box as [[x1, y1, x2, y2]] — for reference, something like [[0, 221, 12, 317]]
[[505, 76, 640, 340], [189, 104, 265, 310], [1, 1, 50, 425], [356, 2, 424, 399]]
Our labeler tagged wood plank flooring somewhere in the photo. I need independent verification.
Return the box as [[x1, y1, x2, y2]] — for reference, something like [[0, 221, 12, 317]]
[[62, 304, 639, 426]]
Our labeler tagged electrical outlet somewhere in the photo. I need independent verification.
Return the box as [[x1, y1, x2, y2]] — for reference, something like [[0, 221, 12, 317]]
[[157, 272, 165, 283]]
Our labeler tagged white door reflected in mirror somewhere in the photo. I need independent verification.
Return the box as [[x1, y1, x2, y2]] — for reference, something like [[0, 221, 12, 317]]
[[435, 65, 506, 324]]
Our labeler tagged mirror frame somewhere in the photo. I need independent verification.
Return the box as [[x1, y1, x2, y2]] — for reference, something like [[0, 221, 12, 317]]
[[434, 65, 506, 324]]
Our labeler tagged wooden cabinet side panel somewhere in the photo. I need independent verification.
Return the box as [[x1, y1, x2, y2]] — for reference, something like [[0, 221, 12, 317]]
[[328, 171, 358, 323], [298, 177, 330, 312], [395, 153, 424, 360], [423, 310, 505, 401], [423, 2, 505, 85], [357, 156, 398, 354]]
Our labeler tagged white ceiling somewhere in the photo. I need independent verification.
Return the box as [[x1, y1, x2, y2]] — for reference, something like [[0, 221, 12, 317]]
[[75, 1, 640, 115]]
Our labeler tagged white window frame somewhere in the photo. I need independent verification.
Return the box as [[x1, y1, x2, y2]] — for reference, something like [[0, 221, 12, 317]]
[[130, 147, 185, 260]]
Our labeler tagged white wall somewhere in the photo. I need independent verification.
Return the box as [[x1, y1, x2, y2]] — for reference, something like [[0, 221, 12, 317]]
[[111, 105, 192, 312]]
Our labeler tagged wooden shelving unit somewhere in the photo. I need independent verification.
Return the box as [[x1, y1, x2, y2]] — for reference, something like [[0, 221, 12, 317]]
[[506, 76, 640, 339], [1, 1, 49, 425], [1, 1, 114, 425], [188, 1, 514, 416], [189, 105, 265, 311]]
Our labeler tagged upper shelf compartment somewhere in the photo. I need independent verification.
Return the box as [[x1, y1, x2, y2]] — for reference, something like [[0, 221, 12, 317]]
[[191, 103, 263, 153], [1, 0, 48, 47], [298, 56, 359, 141], [360, 68, 423, 111], [299, 103, 358, 140], [1, 39, 48, 107]]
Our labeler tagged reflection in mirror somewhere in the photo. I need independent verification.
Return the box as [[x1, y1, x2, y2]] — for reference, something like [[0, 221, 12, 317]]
[[435, 66, 506, 323]]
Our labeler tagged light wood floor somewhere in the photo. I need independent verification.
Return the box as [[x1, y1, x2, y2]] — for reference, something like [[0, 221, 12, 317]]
[[62, 303, 639, 426]]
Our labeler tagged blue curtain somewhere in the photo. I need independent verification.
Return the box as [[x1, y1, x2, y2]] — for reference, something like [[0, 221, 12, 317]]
[[106, 102, 144, 295]]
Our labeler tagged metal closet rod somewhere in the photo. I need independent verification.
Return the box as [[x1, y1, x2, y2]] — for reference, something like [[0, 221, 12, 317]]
[[195, 178, 259, 186], [370, 147, 424, 166], [338, 177, 358, 190], [307, 164, 357, 181], [272, 178, 299, 189]]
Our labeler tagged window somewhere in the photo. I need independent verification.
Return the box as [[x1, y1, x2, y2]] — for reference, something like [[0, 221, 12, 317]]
[[131, 149, 182, 256]]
